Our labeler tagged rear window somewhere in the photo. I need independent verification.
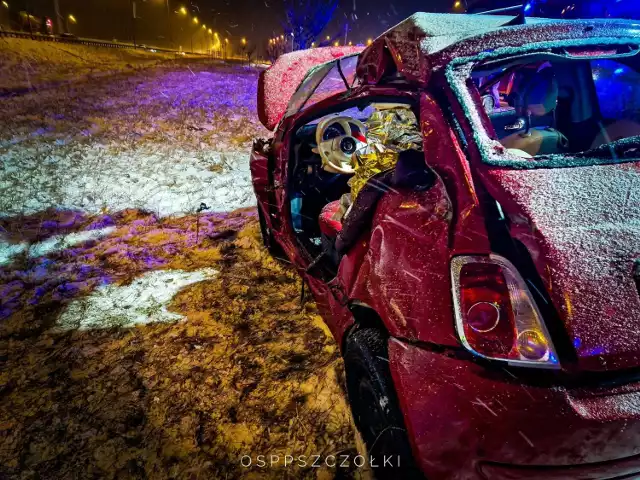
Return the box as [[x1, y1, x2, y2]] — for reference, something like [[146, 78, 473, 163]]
[[592, 59, 640, 120], [451, 47, 640, 168]]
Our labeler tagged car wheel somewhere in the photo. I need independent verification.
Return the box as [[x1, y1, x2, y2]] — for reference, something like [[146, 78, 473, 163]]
[[257, 207, 282, 256], [344, 328, 423, 479]]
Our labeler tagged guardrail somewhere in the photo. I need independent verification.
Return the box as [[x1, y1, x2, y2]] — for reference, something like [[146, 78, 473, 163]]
[[0, 29, 264, 66], [0, 29, 210, 55]]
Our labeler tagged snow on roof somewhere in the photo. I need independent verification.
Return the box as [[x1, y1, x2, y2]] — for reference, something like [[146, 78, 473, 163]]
[[388, 12, 521, 55], [357, 12, 534, 85]]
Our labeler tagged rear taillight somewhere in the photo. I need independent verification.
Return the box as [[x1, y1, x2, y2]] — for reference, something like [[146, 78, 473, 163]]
[[451, 255, 559, 369]]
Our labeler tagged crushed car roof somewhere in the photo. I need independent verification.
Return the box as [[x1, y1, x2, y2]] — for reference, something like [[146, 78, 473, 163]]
[[380, 12, 527, 55], [358, 13, 640, 85], [259, 13, 640, 129]]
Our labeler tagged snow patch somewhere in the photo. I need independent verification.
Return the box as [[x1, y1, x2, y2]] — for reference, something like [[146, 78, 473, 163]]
[[0, 145, 254, 218], [56, 268, 218, 330], [0, 227, 115, 266], [28, 227, 116, 258]]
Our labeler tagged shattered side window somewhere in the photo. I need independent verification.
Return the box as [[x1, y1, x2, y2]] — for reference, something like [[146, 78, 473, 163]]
[[592, 59, 640, 121], [302, 64, 343, 108], [450, 49, 640, 169], [301, 55, 359, 112], [339, 55, 359, 87], [285, 62, 334, 117], [285, 54, 359, 119]]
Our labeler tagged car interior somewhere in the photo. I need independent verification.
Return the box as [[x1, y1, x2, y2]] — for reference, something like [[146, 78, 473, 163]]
[[288, 99, 426, 275], [472, 52, 640, 158]]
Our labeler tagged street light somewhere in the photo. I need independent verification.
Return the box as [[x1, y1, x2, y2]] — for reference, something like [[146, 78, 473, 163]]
[[241, 37, 246, 46], [334, 40, 339, 46], [178, 6, 187, 15], [1, 1, 8, 9], [193, 16, 198, 24], [453, 0, 468, 10], [326, 35, 330, 41], [367, 38, 373, 45], [65, 13, 77, 35]]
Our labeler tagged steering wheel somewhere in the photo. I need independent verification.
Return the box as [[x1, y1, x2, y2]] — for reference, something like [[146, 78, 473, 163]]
[[315, 115, 367, 174]]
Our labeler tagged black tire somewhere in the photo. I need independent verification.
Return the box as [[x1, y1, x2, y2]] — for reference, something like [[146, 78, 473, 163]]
[[344, 328, 423, 479], [257, 207, 283, 257]]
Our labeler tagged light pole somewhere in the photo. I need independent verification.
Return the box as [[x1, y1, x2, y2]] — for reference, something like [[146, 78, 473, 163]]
[[130, 0, 137, 47], [165, 0, 173, 48], [290, 31, 294, 52], [52, 0, 63, 35], [190, 16, 198, 53], [176, 6, 187, 52]]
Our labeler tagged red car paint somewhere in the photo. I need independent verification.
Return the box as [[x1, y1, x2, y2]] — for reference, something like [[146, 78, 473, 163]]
[[251, 13, 640, 479]]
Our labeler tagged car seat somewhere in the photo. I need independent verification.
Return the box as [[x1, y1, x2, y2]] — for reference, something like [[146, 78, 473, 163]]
[[501, 67, 570, 156]]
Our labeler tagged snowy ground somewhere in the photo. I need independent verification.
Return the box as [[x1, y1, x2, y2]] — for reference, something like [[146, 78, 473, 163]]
[[0, 64, 267, 217], [0, 60, 360, 479], [0, 36, 200, 91]]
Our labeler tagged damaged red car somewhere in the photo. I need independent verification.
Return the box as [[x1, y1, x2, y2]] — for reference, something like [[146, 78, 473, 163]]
[[250, 11, 640, 480]]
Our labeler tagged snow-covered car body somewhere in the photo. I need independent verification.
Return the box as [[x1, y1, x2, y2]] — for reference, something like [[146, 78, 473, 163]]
[[251, 12, 640, 479]]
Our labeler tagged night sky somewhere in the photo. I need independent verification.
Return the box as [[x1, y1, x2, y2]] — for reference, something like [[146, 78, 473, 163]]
[[5, 0, 508, 52], [5, 0, 625, 53]]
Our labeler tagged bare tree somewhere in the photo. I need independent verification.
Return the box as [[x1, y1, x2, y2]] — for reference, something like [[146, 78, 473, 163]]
[[284, 0, 339, 50]]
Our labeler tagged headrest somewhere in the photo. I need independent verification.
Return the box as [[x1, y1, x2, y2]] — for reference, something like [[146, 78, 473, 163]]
[[392, 149, 434, 190], [522, 67, 559, 117]]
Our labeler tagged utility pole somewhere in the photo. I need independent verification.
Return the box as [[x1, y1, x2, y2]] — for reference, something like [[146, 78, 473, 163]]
[[130, 0, 137, 48], [53, 0, 63, 35], [344, 22, 348, 46], [165, 0, 173, 48], [25, 0, 33, 34]]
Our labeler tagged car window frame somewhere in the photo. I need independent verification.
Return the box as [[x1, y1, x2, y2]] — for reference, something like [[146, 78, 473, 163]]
[[284, 53, 361, 120], [284, 88, 421, 268], [446, 39, 640, 169]]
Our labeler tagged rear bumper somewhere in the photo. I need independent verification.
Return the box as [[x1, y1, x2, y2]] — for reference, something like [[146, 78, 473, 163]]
[[388, 339, 640, 480], [479, 454, 640, 480]]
